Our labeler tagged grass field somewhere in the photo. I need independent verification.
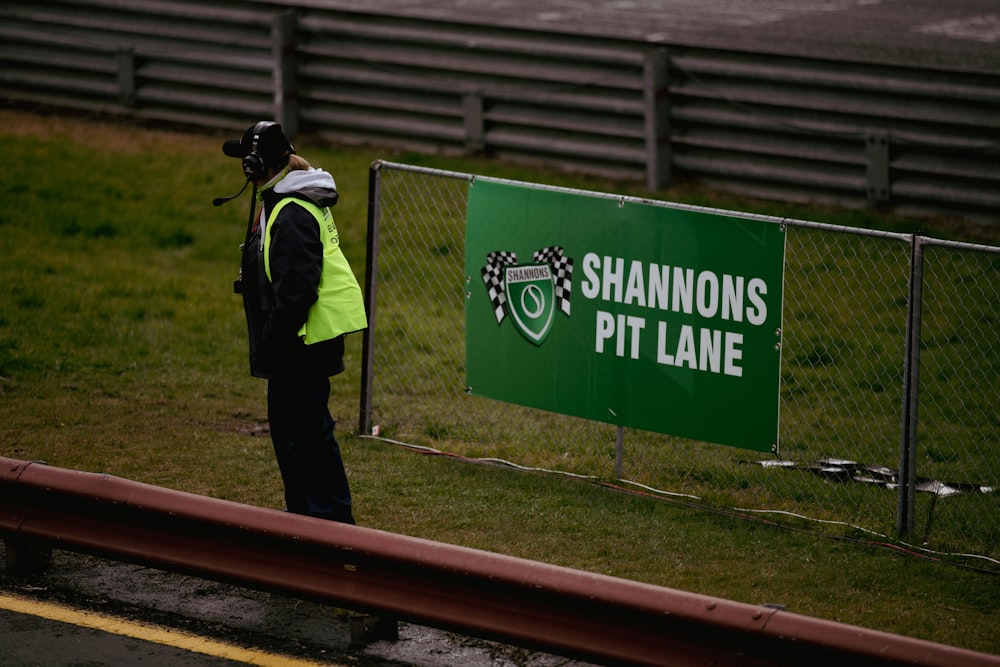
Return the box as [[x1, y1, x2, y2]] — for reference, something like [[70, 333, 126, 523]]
[[0, 107, 997, 655]]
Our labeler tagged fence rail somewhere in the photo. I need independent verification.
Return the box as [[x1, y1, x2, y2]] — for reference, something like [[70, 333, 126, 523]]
[[2, 0, 1000, 218], [362, 161, 1000, 564], [3, 456, 998, 667]]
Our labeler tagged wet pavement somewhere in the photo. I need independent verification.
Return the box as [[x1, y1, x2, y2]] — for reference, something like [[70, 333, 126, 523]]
[[0, 544, 598, 667], [319, 0, 1000, 72]]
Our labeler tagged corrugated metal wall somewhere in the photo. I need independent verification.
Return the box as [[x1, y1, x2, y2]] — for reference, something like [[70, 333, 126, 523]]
[[3, 0, 998, 219], [1, 1, 281, 127]]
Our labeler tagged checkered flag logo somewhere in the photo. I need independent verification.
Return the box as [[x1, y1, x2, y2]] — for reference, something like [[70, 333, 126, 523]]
[[481, 247, 574, 326], [481, 250, 518, 323], [532, 245, 573, 317]]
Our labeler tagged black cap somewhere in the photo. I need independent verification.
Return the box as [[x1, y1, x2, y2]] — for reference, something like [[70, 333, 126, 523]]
[[222, 121, 295, 168]]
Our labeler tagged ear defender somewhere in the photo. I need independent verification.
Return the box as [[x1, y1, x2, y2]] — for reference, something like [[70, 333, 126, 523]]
[[241, 121, 277, 181]]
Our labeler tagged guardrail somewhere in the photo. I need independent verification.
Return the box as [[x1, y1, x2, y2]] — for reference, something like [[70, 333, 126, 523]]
[[2, 456, 998, 666], [2, 0, 998, 219]]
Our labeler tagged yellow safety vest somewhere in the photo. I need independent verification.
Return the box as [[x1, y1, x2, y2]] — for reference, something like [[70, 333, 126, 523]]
[[264, 198, 368, 344]]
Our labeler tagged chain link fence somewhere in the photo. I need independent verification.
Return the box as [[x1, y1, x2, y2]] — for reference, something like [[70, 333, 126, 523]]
[[358, 161, 999, 567]]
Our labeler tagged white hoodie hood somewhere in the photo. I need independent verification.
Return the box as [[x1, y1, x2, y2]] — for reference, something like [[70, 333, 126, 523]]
[[273, 167, 339, 207]]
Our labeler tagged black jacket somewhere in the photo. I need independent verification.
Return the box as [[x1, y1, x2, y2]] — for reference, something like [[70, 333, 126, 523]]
[[239, 169, 346, 380]]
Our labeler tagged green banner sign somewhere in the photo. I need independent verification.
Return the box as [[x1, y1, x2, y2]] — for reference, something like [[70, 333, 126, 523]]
[[465, 180, 785, 452]]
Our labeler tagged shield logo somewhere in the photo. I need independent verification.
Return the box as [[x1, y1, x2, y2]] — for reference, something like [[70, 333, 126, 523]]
[[504, 263, 555, 345]]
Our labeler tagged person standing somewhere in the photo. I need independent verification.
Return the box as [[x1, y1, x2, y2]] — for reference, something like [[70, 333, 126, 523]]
[[222, 121, 367, 524]]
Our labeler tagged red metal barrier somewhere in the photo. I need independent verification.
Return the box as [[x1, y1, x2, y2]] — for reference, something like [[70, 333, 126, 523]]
[[1, 457, 996, 667]]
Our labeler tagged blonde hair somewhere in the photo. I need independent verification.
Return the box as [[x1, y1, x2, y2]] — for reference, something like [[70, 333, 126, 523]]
[[287, 154, 312, 172]]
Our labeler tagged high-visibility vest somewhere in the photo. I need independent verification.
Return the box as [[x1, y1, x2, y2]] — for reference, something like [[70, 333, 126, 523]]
[[264, 198, 367, 344]]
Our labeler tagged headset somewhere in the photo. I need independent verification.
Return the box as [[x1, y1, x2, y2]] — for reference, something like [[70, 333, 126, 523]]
[[241, 121, 277, 182], [213, 121, 294, 207]]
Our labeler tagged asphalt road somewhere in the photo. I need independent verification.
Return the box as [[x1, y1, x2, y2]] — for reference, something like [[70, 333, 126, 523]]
[[320, 0, 1000, 73], [0, 604, 249, 667], [0, 545, 596, 667]]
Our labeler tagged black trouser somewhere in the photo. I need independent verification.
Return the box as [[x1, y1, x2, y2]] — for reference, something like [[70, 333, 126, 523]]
[[267, 374, 355, 524]]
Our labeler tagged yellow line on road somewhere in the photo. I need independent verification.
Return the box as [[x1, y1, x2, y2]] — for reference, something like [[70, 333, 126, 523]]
[[0, 592, 343, 667]]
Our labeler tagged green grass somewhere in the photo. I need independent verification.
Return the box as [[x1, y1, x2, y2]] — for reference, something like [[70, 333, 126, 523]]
[[0, 108, 997, 655]]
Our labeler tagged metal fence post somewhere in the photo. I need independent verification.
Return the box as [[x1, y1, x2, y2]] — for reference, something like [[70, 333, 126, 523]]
[[463, 91, 485, 152], [865, 132, 891, 203], [116, 47, 135, 107], [359, 162, 383, 436], [896, 233, 924, 537], [273, 10, 299, 136], [643, 49, 671, 191]]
